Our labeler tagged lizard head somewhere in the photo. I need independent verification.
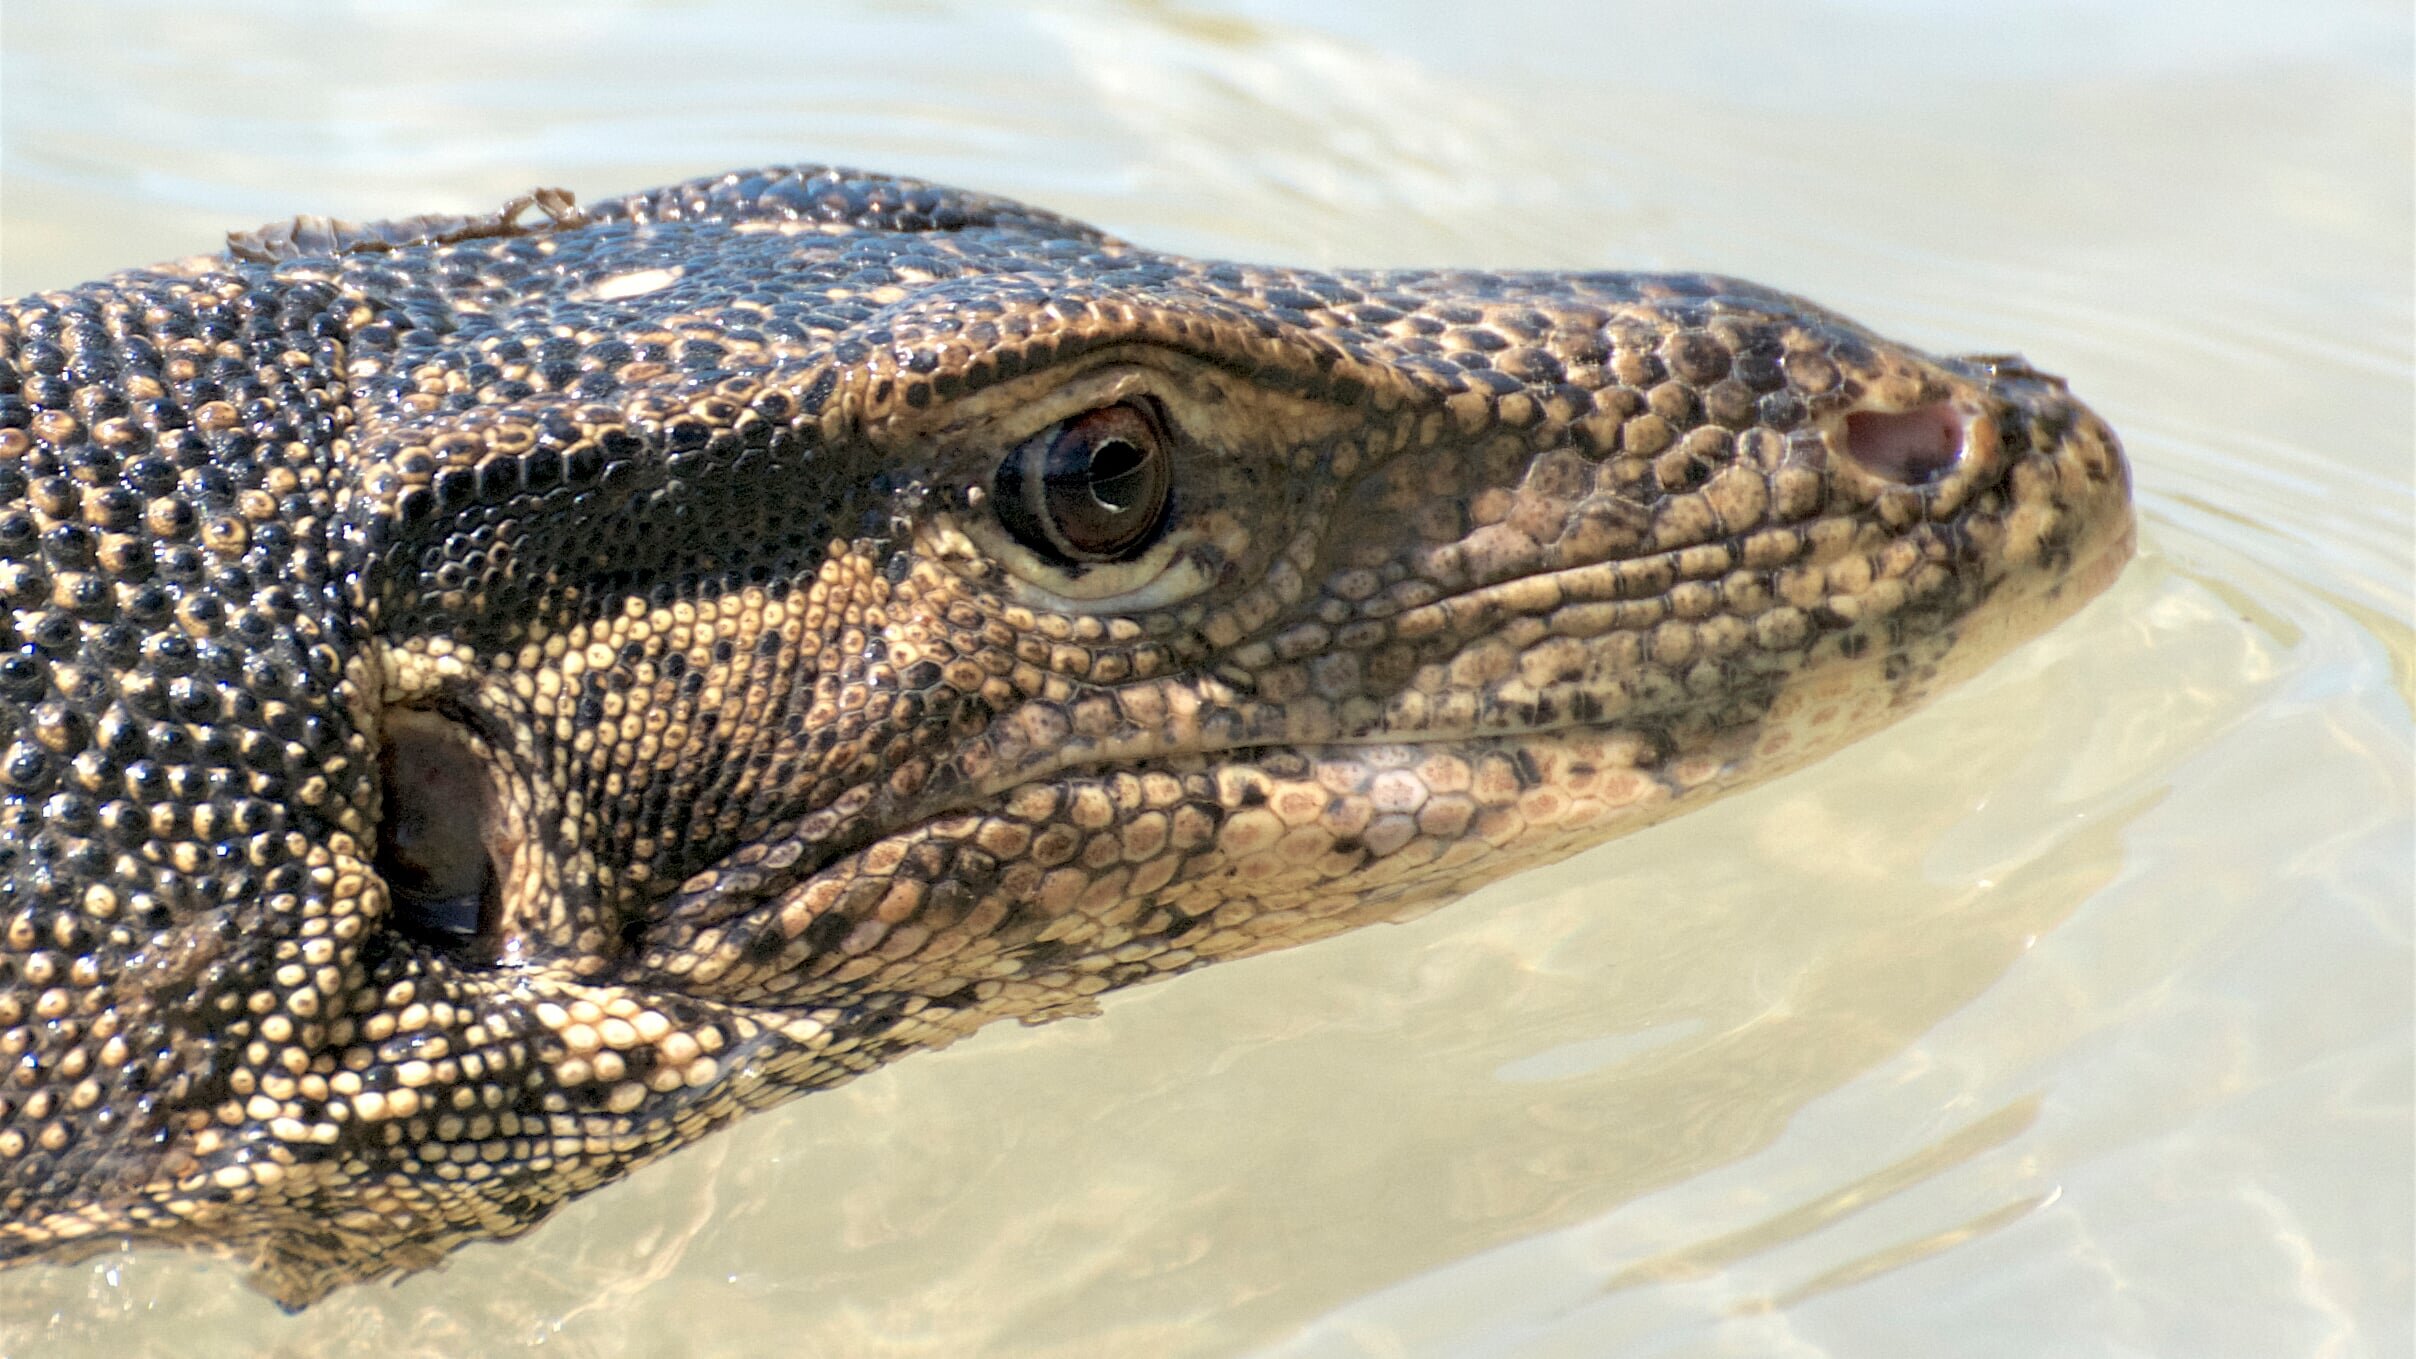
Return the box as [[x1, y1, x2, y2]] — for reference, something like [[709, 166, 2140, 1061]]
[[0, 166, 2131, 1305]]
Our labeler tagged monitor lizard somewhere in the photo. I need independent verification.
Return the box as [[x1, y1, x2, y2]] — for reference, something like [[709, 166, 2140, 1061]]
[[0, 165, 2133, 1306]]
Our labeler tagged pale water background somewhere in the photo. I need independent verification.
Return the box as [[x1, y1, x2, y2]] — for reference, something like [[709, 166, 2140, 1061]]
[[0, 2, 2409, 1355]]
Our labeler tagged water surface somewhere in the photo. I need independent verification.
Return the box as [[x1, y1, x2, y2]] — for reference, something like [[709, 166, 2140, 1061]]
[[2, 2, 2409, 1355]]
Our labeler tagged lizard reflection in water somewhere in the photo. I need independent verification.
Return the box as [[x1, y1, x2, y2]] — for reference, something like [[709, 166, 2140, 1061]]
[[0, 166, 2133, 1306]]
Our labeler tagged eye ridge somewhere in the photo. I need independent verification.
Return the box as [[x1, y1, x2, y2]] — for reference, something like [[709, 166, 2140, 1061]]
[[994, 400, 1174, 565]]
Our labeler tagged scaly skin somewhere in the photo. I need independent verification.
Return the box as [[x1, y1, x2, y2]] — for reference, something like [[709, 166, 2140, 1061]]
[[0, 166, 2133, 1306]]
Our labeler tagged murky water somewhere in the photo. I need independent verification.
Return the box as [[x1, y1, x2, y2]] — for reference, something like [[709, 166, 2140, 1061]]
[[2, 1, 2409, 1355]]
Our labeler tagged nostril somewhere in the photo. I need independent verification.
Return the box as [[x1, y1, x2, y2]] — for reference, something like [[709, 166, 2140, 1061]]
[[1841, 403, 1966, 486]]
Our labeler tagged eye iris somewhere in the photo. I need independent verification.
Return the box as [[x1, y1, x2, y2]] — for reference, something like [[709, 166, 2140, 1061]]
[[996, 402, 1172, 563]]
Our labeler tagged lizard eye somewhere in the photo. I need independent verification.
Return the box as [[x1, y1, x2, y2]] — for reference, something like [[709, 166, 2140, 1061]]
[[993, 400, 1173, 564], [375, 711, 504, 955]]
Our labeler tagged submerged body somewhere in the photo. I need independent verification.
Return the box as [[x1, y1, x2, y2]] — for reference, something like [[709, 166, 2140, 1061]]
[[0, 166, 2131, 1305]]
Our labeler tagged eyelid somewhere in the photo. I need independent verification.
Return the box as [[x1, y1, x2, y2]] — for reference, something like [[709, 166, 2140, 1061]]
[[987, 542, 1224, 613], [876, 360, 1198, 465]]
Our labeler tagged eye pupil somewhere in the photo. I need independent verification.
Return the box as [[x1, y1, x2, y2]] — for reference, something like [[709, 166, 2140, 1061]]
[[995, 401, 1173, 563], [1084, 439, 1148, 510]]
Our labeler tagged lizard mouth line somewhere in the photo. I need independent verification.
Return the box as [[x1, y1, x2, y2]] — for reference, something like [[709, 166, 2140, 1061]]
[[665, 498, 2137, 970], [626, 493, 2129, 982]]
